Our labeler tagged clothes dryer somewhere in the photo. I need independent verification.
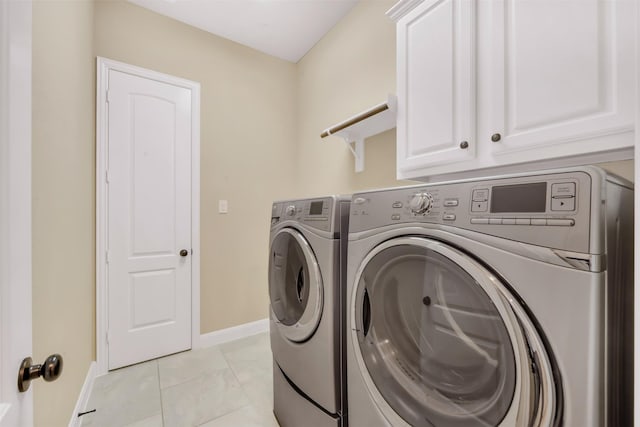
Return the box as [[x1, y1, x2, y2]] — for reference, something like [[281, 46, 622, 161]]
[[269, 196, 350, 427], [346, 167, 633, 427]]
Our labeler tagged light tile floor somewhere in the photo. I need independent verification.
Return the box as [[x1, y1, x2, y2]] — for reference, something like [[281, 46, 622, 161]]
[[79, 333, 279, 427]]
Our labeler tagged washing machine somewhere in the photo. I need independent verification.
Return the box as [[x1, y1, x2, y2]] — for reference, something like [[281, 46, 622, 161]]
[[345, 166, 633, 427], [269, 196, 350, 427]]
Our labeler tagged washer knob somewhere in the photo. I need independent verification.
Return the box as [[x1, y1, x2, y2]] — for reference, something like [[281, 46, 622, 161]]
[[285, 205, 296, 216], [409, 192, 433, 215]]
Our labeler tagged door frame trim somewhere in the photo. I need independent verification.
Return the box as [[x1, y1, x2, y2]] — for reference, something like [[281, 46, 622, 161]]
[[0, 0, 33, 423], [96, 57, 201, 375]]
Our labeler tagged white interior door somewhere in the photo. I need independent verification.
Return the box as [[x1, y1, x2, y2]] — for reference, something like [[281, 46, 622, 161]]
[[0, 0, 33, 425], [106, 68, 193, 370]]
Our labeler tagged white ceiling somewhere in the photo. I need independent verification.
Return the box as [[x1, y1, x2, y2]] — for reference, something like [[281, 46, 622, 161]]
[[127, 0, 359, 63]]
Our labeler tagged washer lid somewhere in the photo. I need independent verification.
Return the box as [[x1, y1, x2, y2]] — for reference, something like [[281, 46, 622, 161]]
[[351, 236, 558, 427], [269, 228, 323, 342]]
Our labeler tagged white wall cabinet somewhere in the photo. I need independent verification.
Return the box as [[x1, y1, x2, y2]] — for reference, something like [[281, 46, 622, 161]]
[[389, 0, 636, 181], [394, 0, 476, 173]]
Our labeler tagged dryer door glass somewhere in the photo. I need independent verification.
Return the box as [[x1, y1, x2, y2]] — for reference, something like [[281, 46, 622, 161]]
[[269, 228, 323, 342], [354, 240, 518, 427]]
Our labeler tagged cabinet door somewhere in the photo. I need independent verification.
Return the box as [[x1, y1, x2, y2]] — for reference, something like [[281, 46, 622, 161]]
[[395, 0, 476, 179], [485, 0, 635, 159]]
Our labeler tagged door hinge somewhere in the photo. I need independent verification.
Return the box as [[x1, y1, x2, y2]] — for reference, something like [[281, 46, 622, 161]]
[[105, 250, 110, 264], [106, 330, 110, 344], [106, 90, 110, 103], [105, 170, 110, 183]]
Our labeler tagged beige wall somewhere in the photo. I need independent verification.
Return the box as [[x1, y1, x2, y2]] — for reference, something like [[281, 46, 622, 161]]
[[32, 1, 95, 425], [295, 0, 412, 197], [597, 160, 635, 182], [93, 1, 297, 333]]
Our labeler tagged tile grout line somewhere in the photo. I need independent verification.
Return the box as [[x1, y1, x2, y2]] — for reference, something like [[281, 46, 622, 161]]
[[161, 343, 250, 427], [157, 347, 232, 393], [195, 405, 256, 427], [218, 341, 251, 404], [218, 342, 244, 386], [157, 361, 166, 427], [203, 342, 257, 426]]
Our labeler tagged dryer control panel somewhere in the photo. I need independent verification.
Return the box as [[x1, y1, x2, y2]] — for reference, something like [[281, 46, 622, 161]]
[[349, 169, 599, 254]]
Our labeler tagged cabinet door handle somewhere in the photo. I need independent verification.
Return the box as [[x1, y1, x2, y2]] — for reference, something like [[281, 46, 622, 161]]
[[459, 141, 469, 149], [491, 133, 502, 142]]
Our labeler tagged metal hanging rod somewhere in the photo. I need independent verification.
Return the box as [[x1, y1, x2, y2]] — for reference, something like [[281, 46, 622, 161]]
[[320, 103, 391, 138], [319, 95, 397, 173]]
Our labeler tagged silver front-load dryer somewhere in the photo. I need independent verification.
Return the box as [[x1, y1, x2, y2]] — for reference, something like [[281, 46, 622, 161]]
[[269, 196, 350, 427], [346, 167, 633, 427]]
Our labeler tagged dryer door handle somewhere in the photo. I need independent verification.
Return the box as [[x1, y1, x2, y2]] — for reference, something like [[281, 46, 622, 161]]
[[362, 289, 371, 337]]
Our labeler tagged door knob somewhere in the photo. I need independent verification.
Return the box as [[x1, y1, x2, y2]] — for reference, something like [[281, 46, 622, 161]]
[[179, 249, 189, 257], [18, 354, 63, 392]]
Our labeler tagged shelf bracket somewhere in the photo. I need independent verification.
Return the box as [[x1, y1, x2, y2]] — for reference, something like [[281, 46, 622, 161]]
[[343, 138, 365, 173], [320, 94, 396, 173]]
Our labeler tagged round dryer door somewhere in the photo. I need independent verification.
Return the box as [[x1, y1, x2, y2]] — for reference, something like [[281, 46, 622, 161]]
[[269, 228, 323, 342], [351, 237, 559, 427]]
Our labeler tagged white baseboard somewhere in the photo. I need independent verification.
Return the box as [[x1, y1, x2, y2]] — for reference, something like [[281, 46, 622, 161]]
[[68, 361, 97, 427], [200, 318, 269, 348]]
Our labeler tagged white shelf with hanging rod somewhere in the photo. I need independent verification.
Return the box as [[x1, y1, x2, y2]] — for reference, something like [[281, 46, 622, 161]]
[[320, 94, 397, 173]]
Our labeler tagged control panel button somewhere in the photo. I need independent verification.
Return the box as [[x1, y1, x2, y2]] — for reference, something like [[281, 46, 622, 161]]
[[392, 202, 403, 209], [285, 205, 296, 216], [469, 217, 573, 226], [391, 214, 401, 220], [551, 197, 575, 211], [472, 189, 489, 202], [443, 199, 459, 207], [551, 182, 576, 198], [547, 219, 575, 226], [470, 218, 489, 225], [443, 214, 456, 221], [353, 197, 367, 205], [471, 201, 488, 212]]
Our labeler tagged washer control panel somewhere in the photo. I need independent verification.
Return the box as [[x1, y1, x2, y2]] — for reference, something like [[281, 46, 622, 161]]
[[271, 197, 335, 232], [349, 170, 595, 253]]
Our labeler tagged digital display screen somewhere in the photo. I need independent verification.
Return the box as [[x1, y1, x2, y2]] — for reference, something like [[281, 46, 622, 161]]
[[490, 182, 547, 213], [309, 201, 324, 215]]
